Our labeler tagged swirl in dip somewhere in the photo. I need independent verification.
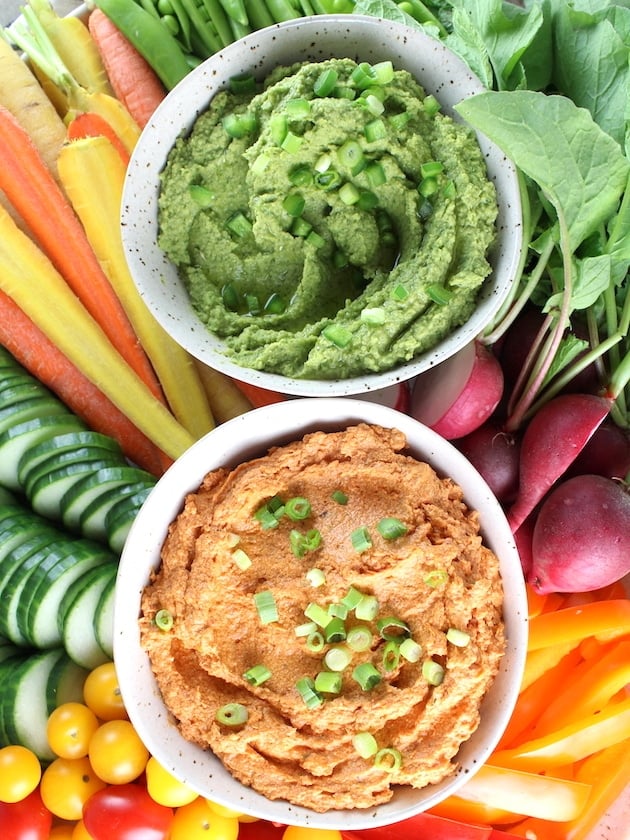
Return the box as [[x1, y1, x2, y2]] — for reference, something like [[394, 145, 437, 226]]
[[140, 424, 505, 812]]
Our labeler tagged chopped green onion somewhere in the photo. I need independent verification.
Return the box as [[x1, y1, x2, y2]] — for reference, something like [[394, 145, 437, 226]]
[[331, 489, 348, 505], [254, 590, 278, 625], [229, 73, 256, 94], [325, 617, 347, 644], [154, 609, 173, 631], [232, 547, 251, 570], [263, 293, 287, 315], [360, 307, 386, 326], [357, 189, 379, 211], [376, 517, 408, 540], [366, 162, 386, 188], [270, 113, 288, 145], [295, 621, 317, 638], [382, 640, 400, 672], [374, 747, 402, 772], [427, 284, 454, 305], [376, 616, 410, 641], [443, 178, 457, 199], [372, 60, 394, 84], [221, 283, 240, 312], [286, 97, 311, 119], [289, 164, 313, 187], [418, 176, 438, 197], [346, 625, 373, 652], [423, 94, 441, 115], [305, 602, 332, 629], [322, 324, 352, 348], [315, 169, 342, 191], [291, 216, 313, 237], [313, 68, 338, 97], [306, 567, 326, 588], [399, 637, 423, 663], [364, 118, 387, 143], [314, 153, 332, 173], [353, 731, 378, 759], [188, 184, 214, 206], [337, 139, 365, 175], [285, 496, 311, 521], [290, 528, 321, 557], [391, 284, 409, 302], [355, 593, 379, 621], [296, 677, 323, 708], [306, 630, 325, 652], [225, 210, 252, 238], [282, 192, 305, 217], [446, 628, 471, 647], [243, 664, 271, 686], [306, 230, 326, 249], [350, 526, 372, 553], [254, 498, 283, 529], [222, 111, 257, 138], [216, 703, 248, 726], [422, 659, 445, 686], [420, 160, 444, 178], [332, 84, 356, 100], [328, 602, 348, 620], [424, 569, 448, 588], [362, 93, 385, 116], [245, 293, 260, 315], [389, 111, 411, 131], [314, 671, 342, 694], [341, 586, 363, 610], [353, 662, 382, 691], [281, 131, 304, 153], [250, 152, 271, 175], [350, 61, 376, 89], [324, 645, 352, 672]]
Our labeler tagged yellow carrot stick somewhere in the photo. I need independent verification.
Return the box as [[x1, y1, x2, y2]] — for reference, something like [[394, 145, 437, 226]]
[[0, 203, 195, 460], [193, 360, 254, 423], [57, 134, 216, 440]]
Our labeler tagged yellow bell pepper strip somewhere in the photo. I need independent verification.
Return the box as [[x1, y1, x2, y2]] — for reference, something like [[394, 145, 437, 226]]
[[491, 696, 630, 774], [453, 764, 592, 823], [520, 641, 578, 692], [0, 203, 196, 461], [57, 135, 216, 441], [429, 796, 518, 826], [531, 640, 630, 736], [527, 599, 630, 651]]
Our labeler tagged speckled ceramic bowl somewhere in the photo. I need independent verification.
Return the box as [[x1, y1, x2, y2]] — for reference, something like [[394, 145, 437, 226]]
[[114, 398, 528, 830], [121, 15, 522, 396]]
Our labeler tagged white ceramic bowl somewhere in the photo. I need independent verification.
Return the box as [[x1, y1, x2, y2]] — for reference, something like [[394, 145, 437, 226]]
[[121, 14, 522, 397], [114, 398, 528, 830]]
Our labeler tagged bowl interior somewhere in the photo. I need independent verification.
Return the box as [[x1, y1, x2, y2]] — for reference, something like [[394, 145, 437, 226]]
[[114, 399, 528, 830], [121, 15, 522, 397]]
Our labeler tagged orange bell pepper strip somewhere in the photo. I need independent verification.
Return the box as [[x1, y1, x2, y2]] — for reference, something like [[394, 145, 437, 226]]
[[526, 582, 548, 618], [527, 599, 630, 651], [491, 697, 630, 773], [429, 796, 517, 826], [520, 641, 578, 692], [453, 764, 591, 823], [531, 640, 630, 736]]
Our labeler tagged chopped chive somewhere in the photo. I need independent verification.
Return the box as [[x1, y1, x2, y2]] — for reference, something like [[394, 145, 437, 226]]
[[313, 68, 338, 96], [245, 293, 260, 315], [374, 747, 402, 772], [389, 111, 411, 131], [296, 676, 323, 708], [325, 617, 347, 644], [424, 569, 448, 588], [222, 111, 257, 138], [327, 602, 348, 620], [350, 526, 372, 553], [376, 616, 410, 641], [322, 323, 352, 348], [285, 496, 311, 521], [254, 590, 278, 625], [355, 593, 379, 621], [427, 284, 454, 305], [314, 671, 342, 694], [289, 164, 313, 186], [418, 176, 439, 197], [346, 625, 372, 652], [232, 547, 251, 570], [399, 637, 423, 663], [189, 184, 214, 206], [337, 139, 365, 175], [243, 664, 271, 686], [382, 640, 400, 672], [376, 517, 408, 540], [305, 602, 332, 629], [315, 169, 342, 190], [341, 587, 363, 610], [353, 662, 382, 691], [286, 97, 311, 119], [331, 489, 348, 505], [291, 216, 313, 237], [353, 731, 378, 758], [254, 500, 282, 529], [281, 131, 304, 153], [270, 113, 288, 145], [216, 703, 248, 726], [350, 61, 376, 89], [282, 192, 306, 217], [443, 178, 457, 198], [357, 189, 379, 211], [306, 567, 326, 588], [366, 162, 386, 188], [423, 659, 445, 686], [446, 628, 471, 647], [423, 94, 441, 115], [250, 152, 271, 175], [225, 210, 252, 237], [314, 153, 332, 173], [332, 84, 356, 100], [362, 93, 385, 116], [290, 528, 321, 557], [295, 620, 317, 638], [154, 609, 173, 631], [229, 72, 256, 94], [306, 229, 326, 249], [372, 61, 394, 84], [324, 644, 352, 672], [360, 307, 386, 326], [420, 160, 444, 178], [263, 292, 287, 315]]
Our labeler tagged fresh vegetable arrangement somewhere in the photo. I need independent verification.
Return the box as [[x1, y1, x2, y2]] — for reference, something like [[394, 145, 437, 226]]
[[0, 0, 629, 837]]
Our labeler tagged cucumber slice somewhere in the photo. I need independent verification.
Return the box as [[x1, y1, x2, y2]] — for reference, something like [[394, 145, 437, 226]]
[[24, 449, 122, 500], [105, 486, 154, 554], [24, 542, 116, 649], [60, 562, 118, 669], [0, 525, 60, 600], [0, 382, 49, 409], [0, 489, 17, 507], [61, 466, 156, 533], [0, 374, 36, 397], [0, 654, 27, 747], [0, 648, 65, 759], [27, 459, 123, 521], [79, 477, 156, 542], [0, 638, 21, 664], [0, 414, 88, 492], [0, 396, 69, 437], [94, 571, 116, 658], [46, 652, 89, 713], [18, 429, 122, 488]]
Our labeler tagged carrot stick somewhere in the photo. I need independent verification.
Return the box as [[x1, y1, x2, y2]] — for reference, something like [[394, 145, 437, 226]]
[[66, 111, 130, 165], [0, 202, 195, 461], [0, 290, 170, 476], [88, 8, 166, 129], [527, 599, 630, 651], [0, 105, 163, 404], [0, 35, 66, 180], [57, 134, 216, 440], [233, 379, 287, 407], [194, 360, 254, 423], [429, 796, 517, 826]]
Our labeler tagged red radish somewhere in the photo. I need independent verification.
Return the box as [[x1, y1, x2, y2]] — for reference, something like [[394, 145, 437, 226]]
[[513, 513, 535, 577], [507, 392, 612, 533], [565, 420, 630, 480], [529, 474, 630, 594], [455, 421, 520, 504], [410, 340, 503, 439]]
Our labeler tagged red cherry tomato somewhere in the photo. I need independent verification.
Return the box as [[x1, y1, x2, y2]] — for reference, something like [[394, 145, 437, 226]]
[[0, 787, 53, 840], [82, 783, 173, 840]]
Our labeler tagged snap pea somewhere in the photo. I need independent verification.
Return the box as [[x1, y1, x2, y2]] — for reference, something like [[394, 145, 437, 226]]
[[263, 0, 302, 22], [217, 0, 248, 26], [179, 0, 223, 55], [93, 0, 192, 89], [243, 0, 274, 29], [200, 0, 234, 46]]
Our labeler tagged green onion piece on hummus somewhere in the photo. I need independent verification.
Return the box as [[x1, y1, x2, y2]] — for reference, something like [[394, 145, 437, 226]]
[[346, 625, 372, 652], [376, 616, 410, 641], [232, 547, 251, 570], [324, 617, 347, 644], [350, 526, 372, 553], [424, 569, 448, 588], [355, 593, 379, 621], [322, 324, 352, 348], [446, 628, 471, 647], [254, 590, 278, 625], [374, 747, 402, 772], [243, 665, 271, 686], [353, 662, 382, 691], [305, 567, 326, 587], [324, 645, 352, 672], [216, 703, 248, 727], [285, 496, 311, 520], [399, 637, 423, 663], [314, 671, 342, 695], [423, 659, 445, 686], [331, 489, 348, 505], [376, 517, 408, 540], [353, 731, 378, 759], [382, 640, 400, 672], [296, 677, 324, 708], [154, 609, 173, 631]]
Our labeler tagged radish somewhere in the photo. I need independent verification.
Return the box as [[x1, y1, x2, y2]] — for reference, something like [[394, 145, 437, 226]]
[[507, 392, 612, 533], [410, 340, 504, 439], [565, 420, 630, 480], [529, 474, 630, 594], [455, 421, 520, 504]]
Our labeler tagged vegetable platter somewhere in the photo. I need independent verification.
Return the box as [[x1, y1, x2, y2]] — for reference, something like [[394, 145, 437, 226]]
[[0, 0, 629, 838]]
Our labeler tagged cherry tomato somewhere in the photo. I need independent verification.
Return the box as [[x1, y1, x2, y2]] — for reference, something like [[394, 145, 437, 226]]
[[237, 820, 285, 839], [40, 756, 107, 821], [72, 819, 96, 839], [0, 744, 42, 802], [88, 719, 149, 784], [206, 799, 243, 818], [283, 828, 342, 840], [0, 787, 52, 840], [145, 755, 199, 807], [47, 702, 100, 760], [82, 662, 128, 721], [49, 824, 76, 839], [168, 797, 239, 840], [82, 783, 173, 840]]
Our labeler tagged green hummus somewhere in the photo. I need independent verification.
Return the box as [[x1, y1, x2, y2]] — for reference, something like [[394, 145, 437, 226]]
[[158, 58, 498, 380]]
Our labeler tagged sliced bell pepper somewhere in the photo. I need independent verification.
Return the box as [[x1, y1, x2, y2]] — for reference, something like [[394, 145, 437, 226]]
[[527, 599, 630, 651], [520, 641, 578, 691], [340, 811, 493, 839]]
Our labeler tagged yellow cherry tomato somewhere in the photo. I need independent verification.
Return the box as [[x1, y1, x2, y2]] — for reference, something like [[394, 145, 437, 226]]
[[283, 829, 343, 840], [82, 661, 128, 721], [169, 797, 239, 840], [49, 824, 77, 840], [47, 702, 100, 759], [88, 719, 149, 784], [72, 819, 96, 839], [145, 755, 199, 807], [0, 744, 42, 802], [40, 756, 106, 820], [206, 799, 243, 819]]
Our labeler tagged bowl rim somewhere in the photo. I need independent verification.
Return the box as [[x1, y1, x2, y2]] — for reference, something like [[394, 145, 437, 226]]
[[114, 398, 528, 829], [121, 14, 523, 397]]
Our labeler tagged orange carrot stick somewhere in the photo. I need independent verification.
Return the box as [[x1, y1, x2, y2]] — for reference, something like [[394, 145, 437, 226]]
[[0, 289, 170, 476], [88, 8, 166, 129], [67, 111, 130, 165], [234, 379, 287, 407], [0, 104, 163, 403], [527, 599, 630, 651]]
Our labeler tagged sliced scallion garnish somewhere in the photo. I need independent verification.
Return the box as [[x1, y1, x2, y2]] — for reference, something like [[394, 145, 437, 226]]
[[324, 617, 346, 644], [296, 676, 324, 708], [346, 624, 372, 652], [399, 637, 422, 663], [305, 602, 331, 628], [154, 609, 173, 631], [324, 645, 352, 672], [216, 703, 248, 726], [424, 569, 448, 588], [313, 68, 338, 97], [427, 284, 454, 305], [382, 640, 400, 672], [254, 590, 278, 625], [360, 307, 386, 326], [353, 731, 378, 759], [355, 593, 379, 621], [322, 324, 352, 348], [188, 184, 214, 206], [376, 616, 410, 641], [350, 526, 372, 553], [446, 627, 471, 647], [225, 210, 252, 238], [285, 496, 311, 520], [306, 630, 325, 652], [232, 548, 251, 570], [305, 567, 326, 588], [286, 97, 311, 119], [314, 671, 342, 695], [295, 620, 318, 638], [422, 659, 445, 686], [376, 517, 408, 540], [352, 662, 382, 691], [374, 747, 402, 772], [282, 192, 306, 218], [290, 528, 321, 557], [243, 664, 271, 686], [331, 489, 348, 505]]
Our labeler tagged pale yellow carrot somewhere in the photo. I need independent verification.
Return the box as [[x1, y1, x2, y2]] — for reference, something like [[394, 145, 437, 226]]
[[193, 360, 255, 423], [58, 134, 216, 440], [0, 203, 195, 460]]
